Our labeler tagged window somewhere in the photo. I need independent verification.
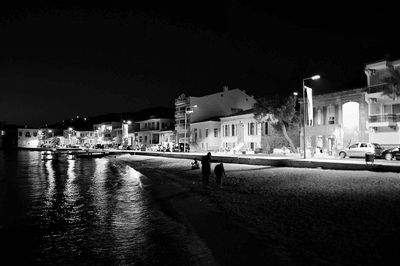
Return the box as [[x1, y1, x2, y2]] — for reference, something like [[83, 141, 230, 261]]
[[264, 122, 269, 135], [360, 143, 367, 148], [144, 136, 148, 143], [328, 105, 335, 124], [19, 131, 22, 137], [393, 104, 400, 114], [25, 131, 31, 138], [33, 131, 37, 137], [348, 144, 358, 149], [205, 128, 209, 138], [231, 124, 235, 136], [248, 123, 255, 135], [317, 109, 322, 125], [199, 129, 202, 139], [370, 102, 380, 115], [384, 104, 392, 114], [214, 128, 219, 137], [224, 125, 229, 137]]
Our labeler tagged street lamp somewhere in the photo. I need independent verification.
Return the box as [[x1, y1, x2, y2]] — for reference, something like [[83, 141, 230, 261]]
[[68, 127, 73, 147], [122, 120, 132, 147], [302, 75, 320, 159], [184, 105, 197, 152]]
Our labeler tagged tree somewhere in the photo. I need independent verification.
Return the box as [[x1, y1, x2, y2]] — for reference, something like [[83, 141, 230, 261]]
[[381, 60, 400, 100], [254, 95, 300, 153]]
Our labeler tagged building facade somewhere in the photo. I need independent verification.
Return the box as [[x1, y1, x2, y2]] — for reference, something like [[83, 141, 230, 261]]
[[190, 119, 221, 152], [364, 59, 400, 147], [175, 86, 256, 150], [18, 128, 40, 148], [301, 88, 369, 156], [134, 118, 174, 150]]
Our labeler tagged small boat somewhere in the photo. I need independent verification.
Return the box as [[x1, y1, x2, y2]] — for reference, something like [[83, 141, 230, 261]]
[[75, 152, 110, 158]]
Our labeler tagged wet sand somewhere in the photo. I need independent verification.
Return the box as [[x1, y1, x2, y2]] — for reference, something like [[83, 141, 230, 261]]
[[118, 154, 400, 266]]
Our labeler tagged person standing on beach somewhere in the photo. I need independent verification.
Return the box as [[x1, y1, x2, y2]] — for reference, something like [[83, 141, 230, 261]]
[[201, 152, 212, 187], [214, 162, 226, 188]]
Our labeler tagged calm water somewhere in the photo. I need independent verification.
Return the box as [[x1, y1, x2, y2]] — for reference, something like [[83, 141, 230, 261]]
[[0, 151, 210, 265]]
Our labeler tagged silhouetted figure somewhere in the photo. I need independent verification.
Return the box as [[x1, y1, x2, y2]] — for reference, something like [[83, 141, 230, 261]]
[[201, 152, 212, 187], [214, 162, 226, 188], [191, 159, 200, 169]]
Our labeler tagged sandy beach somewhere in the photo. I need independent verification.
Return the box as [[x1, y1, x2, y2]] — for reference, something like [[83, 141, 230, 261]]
[[116, 154, 400, 265]]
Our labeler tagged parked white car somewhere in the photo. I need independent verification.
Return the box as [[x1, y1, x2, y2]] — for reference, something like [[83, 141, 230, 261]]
[[339, 142, 383, 158]]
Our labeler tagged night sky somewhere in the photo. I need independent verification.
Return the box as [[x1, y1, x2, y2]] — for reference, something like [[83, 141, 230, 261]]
[[0, 1, 398, 126]]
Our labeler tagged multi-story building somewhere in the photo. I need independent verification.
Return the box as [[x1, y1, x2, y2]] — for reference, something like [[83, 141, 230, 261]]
[[93, 121, 122, 146], [190, 117, 221, 152], [175, 86, 256, 150], [364, 59, 400, 147], [134, 117, 174, 150], [17, 128, 40, 148], [301, 88, 369, 156], [219, 109, 283, 154]]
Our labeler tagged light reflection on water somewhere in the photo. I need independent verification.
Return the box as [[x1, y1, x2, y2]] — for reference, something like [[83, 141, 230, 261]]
[[0, 151, 212, 265], [0, 151, 154, 265]]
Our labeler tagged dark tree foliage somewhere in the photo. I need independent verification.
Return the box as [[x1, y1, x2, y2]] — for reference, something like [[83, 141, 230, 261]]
[[382, 60, 400, 100], [254, 95, 300, 153]]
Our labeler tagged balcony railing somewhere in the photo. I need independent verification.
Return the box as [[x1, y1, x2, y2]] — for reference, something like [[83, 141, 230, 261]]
[[175, 98, 189, 106], [368, 114, 400, 123]]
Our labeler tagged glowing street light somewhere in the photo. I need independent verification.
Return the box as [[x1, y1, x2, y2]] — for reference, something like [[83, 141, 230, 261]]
[[184, 105, 197, 152], [302, 74, 320, 159]]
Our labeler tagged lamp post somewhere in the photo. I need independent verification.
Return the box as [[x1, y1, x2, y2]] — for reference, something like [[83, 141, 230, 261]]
[[122, 120, 132, 147], [184, 105, 197, 152], [68, 127, 73, 147], [302, 75, 320, 159]]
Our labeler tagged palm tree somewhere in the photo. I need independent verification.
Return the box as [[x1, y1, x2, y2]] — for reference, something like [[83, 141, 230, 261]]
[[254, 95, 299, 153]]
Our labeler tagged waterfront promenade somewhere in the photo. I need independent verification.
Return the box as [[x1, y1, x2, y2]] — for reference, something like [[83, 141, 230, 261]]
[[104, 149, 400, 173]]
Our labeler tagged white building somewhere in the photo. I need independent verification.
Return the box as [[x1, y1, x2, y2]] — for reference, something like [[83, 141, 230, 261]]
[[18, 128, 40, 148], [364, 59, 400, 147], [135, 118, 174, 150], [219, 109, 271, 154], [175, 86, 256, 150], [190, 118, 221, 152]]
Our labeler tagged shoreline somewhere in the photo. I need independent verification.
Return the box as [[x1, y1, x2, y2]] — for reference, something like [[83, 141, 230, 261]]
[[118, 154, 400, 266], [123, 156, 287, 266]]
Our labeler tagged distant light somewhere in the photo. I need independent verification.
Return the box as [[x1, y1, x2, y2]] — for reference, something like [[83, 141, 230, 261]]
[[84, 118, 87, 121], [76, 115, 79, 118], [293, 92, 298, 96], [311, 75, 320, 80], [127, 120, 132, 125], [48, 130, 52, 133], [193, 105, 198, 108], [68, 127, 73, 131]]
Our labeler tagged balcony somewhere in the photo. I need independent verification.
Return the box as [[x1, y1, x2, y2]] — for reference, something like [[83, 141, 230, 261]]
[[175, 111, 185, 119], [368, 114, 400, 123], [175, 98, 189, 106]]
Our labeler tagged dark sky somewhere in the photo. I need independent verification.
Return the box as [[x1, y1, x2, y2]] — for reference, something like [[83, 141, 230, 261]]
[[1, 1, 399, 126]]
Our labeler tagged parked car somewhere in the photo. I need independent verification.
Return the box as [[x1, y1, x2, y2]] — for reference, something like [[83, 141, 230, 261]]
[[339, 142, 383, 158], [381, 146, 400, 160]]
